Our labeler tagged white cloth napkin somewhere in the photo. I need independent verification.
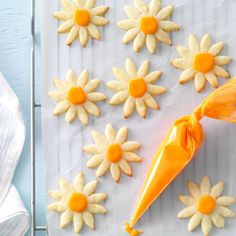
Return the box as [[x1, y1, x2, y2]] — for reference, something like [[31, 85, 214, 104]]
[[0, 72, 29, 236]]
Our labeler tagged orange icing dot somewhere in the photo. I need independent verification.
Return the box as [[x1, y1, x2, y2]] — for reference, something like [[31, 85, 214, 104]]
[[129, 78, 147, 98], [140, 16, 159, 35], [197, 195, 216, 215], [68, 193, 88, 213], [67, 86, 87, 105], [73, 9, 90, 26], [125, 223, 142, 236], [107, 144, 123, 163], [193, 53, 215, 73]]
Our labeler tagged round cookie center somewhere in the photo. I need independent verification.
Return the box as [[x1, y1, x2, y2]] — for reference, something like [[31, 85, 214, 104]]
[[129, 78, 147, 98], [68, 193, 88, 213], [140, 16, 159, 35], [73, 9, 90, 26], [67, 86, 87, 105], [193, 53, 215, 73], [197, 195, 216, 215], [106, 144, 123, 163]]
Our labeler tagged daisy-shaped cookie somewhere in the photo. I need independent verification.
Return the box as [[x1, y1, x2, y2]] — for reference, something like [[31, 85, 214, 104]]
[[172, 34, 231, 92], [107, 58, 166, 118], [83, 124, 142, 182], [53, 0, 109, 47], [178, 176, 235, 236], [48, 69, 106, 125], [117, 0, 180, 54], [48, 173, 107, 234]]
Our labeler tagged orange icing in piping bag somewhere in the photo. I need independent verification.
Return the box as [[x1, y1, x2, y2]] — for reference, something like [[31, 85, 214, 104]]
[[125, 223, 143, 236], [127, 78, 236, 228]]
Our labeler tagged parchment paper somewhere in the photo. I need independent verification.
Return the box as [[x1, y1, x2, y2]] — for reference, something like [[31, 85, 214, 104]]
[[41, 0, 236, 235]]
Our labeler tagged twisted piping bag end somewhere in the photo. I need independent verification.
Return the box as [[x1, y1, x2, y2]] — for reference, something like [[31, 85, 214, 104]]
[[125, 223, 143, 236]]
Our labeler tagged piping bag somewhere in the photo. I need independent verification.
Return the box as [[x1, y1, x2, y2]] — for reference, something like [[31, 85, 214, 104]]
[[126, 78, 236, 235]]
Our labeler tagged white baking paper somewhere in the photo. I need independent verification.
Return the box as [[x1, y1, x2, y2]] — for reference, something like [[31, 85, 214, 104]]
[[41, 0, 236, 235]]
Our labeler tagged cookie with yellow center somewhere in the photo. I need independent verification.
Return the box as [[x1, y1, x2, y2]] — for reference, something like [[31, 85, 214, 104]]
[[83, 124, 142, 182], [48, 69, 106, 125], [117, 0, 180, 54], [48, 173, 108, 234], [172, 34, 232, 92], [106, 58, 166, 118], [53, 0, 109, 47], [178, 176, 235, 236]]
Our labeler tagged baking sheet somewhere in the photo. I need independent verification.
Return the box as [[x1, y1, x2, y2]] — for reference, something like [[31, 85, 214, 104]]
[[41, 0, 236, 235]]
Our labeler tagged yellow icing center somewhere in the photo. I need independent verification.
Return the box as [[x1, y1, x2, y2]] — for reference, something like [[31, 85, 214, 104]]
[[129, 78, 147, 98], [140, 16, 159, 35], [107, 144, 123, 163], [197, 195, 216, 215], [73, 9, 90, 26], [193, 53, 215, 73], [68, 193, 88, 213], [67, 86, 87, 105]]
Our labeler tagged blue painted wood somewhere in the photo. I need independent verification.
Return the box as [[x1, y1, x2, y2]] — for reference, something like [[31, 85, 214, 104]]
[[0, 1, 46, 235]]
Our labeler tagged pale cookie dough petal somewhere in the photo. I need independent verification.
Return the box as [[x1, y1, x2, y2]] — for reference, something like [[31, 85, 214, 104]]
[[106, 81, 128, 92], [87, 204, 107, 214], [109, 90, 129, 105], [213, 65, 229, 78], [188, 180, 201, 199], [58, 178, 74, 193], [149, 0, 161, 15], [91, 16, 109, 26], [60, 210, 73, 228], [105, 124, 116, 143], [146, 35, 157, 54], [123, 5, 141, 18], [144, 93, 160, 110], [49, 190, 64, 200], [156, 29, 171, 45], [123, 96, 135, 118], [144, 71, 162, 83], [96, 160, 110, 177], [122, 142, 141, 152], [92, 131, 108, 146], [83, 101, 100, 116], [147, 84, 166, 95], [201, 215, 212, 236], [54, 79, 67, 91], [208, 42, 224, 56], [84, 79, 100, 92], [110, 163, 121, 182], [125, 58, 137, 77], [87, 154, 104, 168], [215, 56, 231, 65], [137, 60, 149, 77], [85, 0, 96, 9], [82, 211, 95, 229], [48, 202, 67, 212], [53, 101, 70, 115], [79, 27, 89, 47], [58, 20, 74, 33], [65, 106, 77, 123], [200, 34, 211, 52], [48, 91, 65, 102], [77, 106, 89, 125], [117, 19, 136, 30], [87, 92, 106, 102], [123, 28, 140, 44], [66, 69, 77, 85], [83, 144, 99, 155], [178, 195, 196, 206], [87, 23, 100, 40], [90, 6, 109, 16], [176, 45, 192, 58], [53, 11, 72, 21], [205, 72, 219, 88], [115, 127, 128, 145], [172, 58, 192, 70], [66, 25, 79, 45], [211, 181, 224, 198], [188, 212, 202, 231], [88, 193, 107, 203], [134, 0, 148, 14], [133, 32, 146, 52], [200, 176, 211, 195], [216, 197, 236, 206], [177, 206, 196, 218], [112, 67, 130, 81], [73, 173, 84, 192], [179, 67, 195, 84], [136, 98, 147, 118], [188, 34, 199, 52], [75, 0, 84, 8], [83, 180, 98, 196], [156, 5, 173, 21], [61, 0, 76, 11], [159, 21, 180, 32], [123, 152, 142, 162], [216, 206, 235, 218], [210, 212, 224, 228], [119, 159, 132, 176], [73, 213, 83, 234]]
